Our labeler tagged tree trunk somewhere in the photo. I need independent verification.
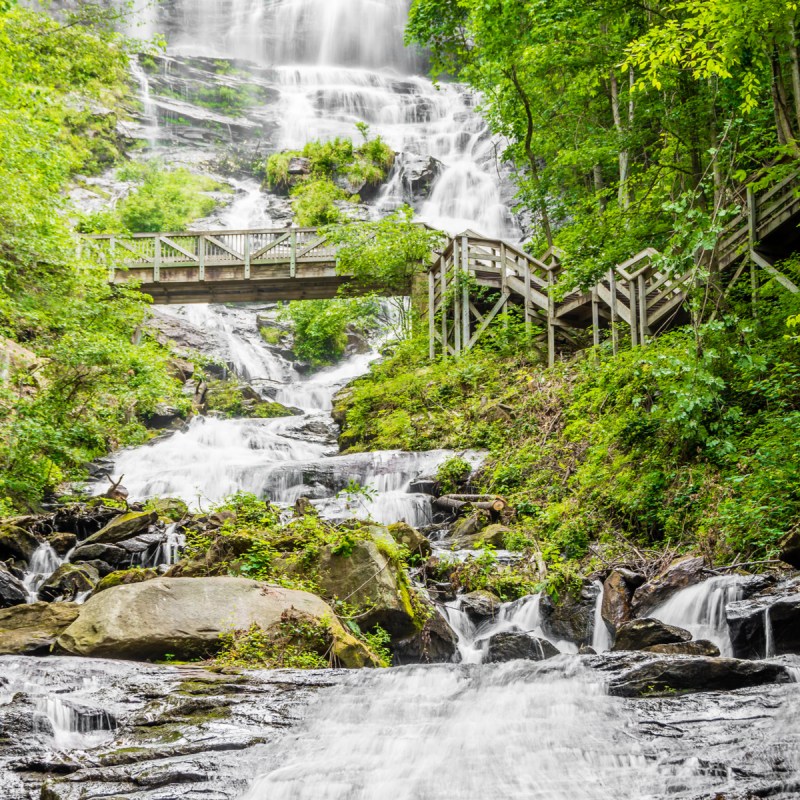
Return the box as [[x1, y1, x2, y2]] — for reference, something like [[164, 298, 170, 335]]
[[771, 48, 800, 154], [593, 163, 606, 210], [610, 68, 631, 209], [789, 20, 800, 131]]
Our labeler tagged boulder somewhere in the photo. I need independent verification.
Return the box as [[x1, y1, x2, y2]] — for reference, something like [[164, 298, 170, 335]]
[[602, 654, 792, 698], [612, 618, 692, 651], [0, 602, 80, 655], [70, 542, 129, 567], [81, 511, 158, 547], [0, 565, 27, 608], [93, 568, 159, 595], [631, 556, 706, 615], [727, 590, 800, 659], [56, 577, 373, 667], [392, 608, 459, 665], [145, 403, 185, 430], [460, 589, 502, 622], [387, 522, 431, 558], [643, 640, 720, 657], [50, 503, 120, 539], [451, 520, 509, 550], [399, 153, 442, 200], [539, 581, 599, 646], [779, 529, 800, 568], [316, 540, 417, 637], [483, 632, 560, 663], [146, 498, 189, 521], [49, 532, 78, 557], [38, 563, 99, 603], [0, 525, 40, 564], [449, 511, 489, 544], [601, 569, 644, 633]]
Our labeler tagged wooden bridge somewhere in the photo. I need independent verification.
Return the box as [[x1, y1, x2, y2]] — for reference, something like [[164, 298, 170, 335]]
[[89, 172, 799, 363]]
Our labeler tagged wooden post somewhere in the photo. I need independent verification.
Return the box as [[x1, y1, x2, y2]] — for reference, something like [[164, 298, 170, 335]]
[[609, 269, 619, 355], [628, 278, 639, 346], [453, 239, 462, 355], [244, 233, 251, 280], [440, 254, 448, 359], [461, 235, 470, 351], [198, 235, 205, 282], [747, 187, 758, 316], [153, 237, 161, 283], [637, 273, 649, 341], [547, 269, 555, 368], [428, 269, 436, 360], [290, 229, 297, 278], [108, 236, 116, 283], [591, 287, 600, 349], [500, 243, 509, 329], [524, 259, 532, 336]]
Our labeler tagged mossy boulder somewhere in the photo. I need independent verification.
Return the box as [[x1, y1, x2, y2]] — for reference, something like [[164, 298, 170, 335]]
[[81, 511, 158, 546], [0, 525, 40, 564], [387, 522, 431, 558], [204, 381, 297, 419], [451, 519, 509, 550], [56, 577, 374, 667], [49, 532, 78, 556], [38, 563, 99, 602], [316, 540, 417, 637], [93, 568, 159, 595], [0, 601, 80, 655], [146, 498, 189, 521]]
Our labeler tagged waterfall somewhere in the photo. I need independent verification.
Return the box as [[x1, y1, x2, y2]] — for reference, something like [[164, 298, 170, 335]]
[[764, 606, 775, 658], [649, 575, 743, 656], [590, 580, 612, 653], [22, 543, 65, 603], [130, 56, 159, 148]]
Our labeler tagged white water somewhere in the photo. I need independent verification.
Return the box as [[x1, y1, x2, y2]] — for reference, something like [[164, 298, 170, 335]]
[[591, 580, 612, 653], [22, 543, 64, 603], [649, 575, 743, 657]]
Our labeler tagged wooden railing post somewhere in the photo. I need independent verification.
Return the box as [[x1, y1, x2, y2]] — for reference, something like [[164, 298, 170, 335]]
[[637, 273, 648, 341], [591, 287, 600, 350], [609, 269, 619, 355], [747, 187, 758, 316], [198, 236, 205, 281], [440, 253, 448, 360], [547, 270, 555, 368], [628, 275, 639, 347], [290, 229, 297, 278], [153, 237, 161, 283], [453, 239, 462, 354], [428, 269, 436, 360], [461, 235, 470, 350], [244, 233, 251, 280]]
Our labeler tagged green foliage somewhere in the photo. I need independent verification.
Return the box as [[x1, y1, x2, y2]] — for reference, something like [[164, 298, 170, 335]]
[[279, 297, 380, 367], [291, 178, 350, 227], [80, 160, 225, 234], [435, 456, 472, 494], [203, 380, 295, 419]]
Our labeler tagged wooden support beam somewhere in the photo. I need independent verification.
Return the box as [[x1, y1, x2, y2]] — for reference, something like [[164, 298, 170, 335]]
[[591, 288, 600, 349], [461, 235, 470, 350], [637, 273, 648, 340], [453, 241, 462, 354], [290, 230, 297, 278], [609, 269, 619, 356], [628, 278, 639, 347], [750, 249, 800, 293], [440, 255, 448, 360], [244, 234, 251, 280], [153, 237, 161, 283], [428, 270, 436, 360]]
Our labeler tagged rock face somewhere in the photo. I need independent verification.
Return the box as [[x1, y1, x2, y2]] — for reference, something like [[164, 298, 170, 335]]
[[727, 590, 800, 659], [539, 581, 599, 646], [56, 577, 373, 667], [460, 589, 501, 622], [601, 569, 644, 634], [0, 565, 27, 607], [484, 632, 560, 663], [0, 602, 80, 655], [631, 556, 705, 615], [0, 525, 40, 565], [643, 640, 720, 656], [598, 654, 792, 698], [392, 609, 459, 665], [81, 511, 158, 547], [38, 563, 99, 602], [398, 153, 442, 201], [612, 618, 692, 651], [316, 540, 416, 637]]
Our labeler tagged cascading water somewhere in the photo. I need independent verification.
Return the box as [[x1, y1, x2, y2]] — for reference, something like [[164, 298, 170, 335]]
[[22, 543, 65, 603]]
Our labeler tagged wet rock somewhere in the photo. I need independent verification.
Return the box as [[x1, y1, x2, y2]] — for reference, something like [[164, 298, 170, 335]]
[[727, 589, 800, 659], [392, 608, 459, 664], [145, 403, 186, 430], [0, 564, 27, 607], [631, 556, 706, 616], [398, 153, 442, 201], [643, 640, 720, 656], [317, 540, 416, 637], [612, 618, 692, 651], [450, 519, 508, 550], [539, 581, 599, 646], [0, 525, 40, 564], [387, 522, 431, 558], [460, 589, 501, 622], [48, 532, 77, 556], [449, 511, 489, 543], [81, 511, 158, 547], [38, 563, 99, 603], [0, 602, 80, 654], [147, 498, 189, 522], [779, 528, 800, 568], [117, 531, 167, 555], [601, 568, 644, 633], [56, 577, 373, 667], [93, 568, 159, 595], [50, 503, 121, 539], [484, 632, 560, 663], [597, 653, 792, 697], [70, 542, 128, 567]]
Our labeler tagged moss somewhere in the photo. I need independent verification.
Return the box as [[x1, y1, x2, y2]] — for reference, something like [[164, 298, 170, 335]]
[[94, 567, 158, 595], [204, 380, 296, 419], [259, 325, 286, 346]]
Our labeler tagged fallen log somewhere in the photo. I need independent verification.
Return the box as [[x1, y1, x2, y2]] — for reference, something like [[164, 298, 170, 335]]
[[433, 494, 508, 513]]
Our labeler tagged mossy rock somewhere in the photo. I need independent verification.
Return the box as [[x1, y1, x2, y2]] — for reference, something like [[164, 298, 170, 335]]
[[38, 563, 99, 602], [145, 498, 189, 521], [94, 568, 159, 595], [0, 525, 40, 564], [82, 511, 158, 546], [387, 522, 431, 558]]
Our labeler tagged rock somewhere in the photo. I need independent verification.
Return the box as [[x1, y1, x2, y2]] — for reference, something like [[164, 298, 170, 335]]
[[483, 632, 560, 663], [460, 589, 502, 622], [579, 645, 597, 655], [601, 568, 644, 633], [387, 522, 431, 558], [0, 525, 40, 564], [0, 602, 80, 655], [398, 153, 442, 200], [81, 511, 158, 546], [117, 531, 167, 555], [727, 590, 800, 659], [93, 568, 159, 595], [287, 156, 311, 176], [49, 503, 121, 539], [450, 519, 508, 550], [0, 564, 27, 607], [601, 654, 792, 698], [293, 497, 316, 517], [147, 498, 189, 521], [48, 532, 78, 557], [38, 563, 99, 602], [779, 529, 800, 568], [392, 607, 459, 665], [644, 640, 720, 656], [612, 618, 692, 651], [450, 511, 489, 543], [145, 403, 186, 430], [208, 510, 235, 528], [316, 540, 416, 637], [539, 581, 599, 646], [56, 577, 373, 667], [70, 542, 129, 567], [631, 556, 706, 615]]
